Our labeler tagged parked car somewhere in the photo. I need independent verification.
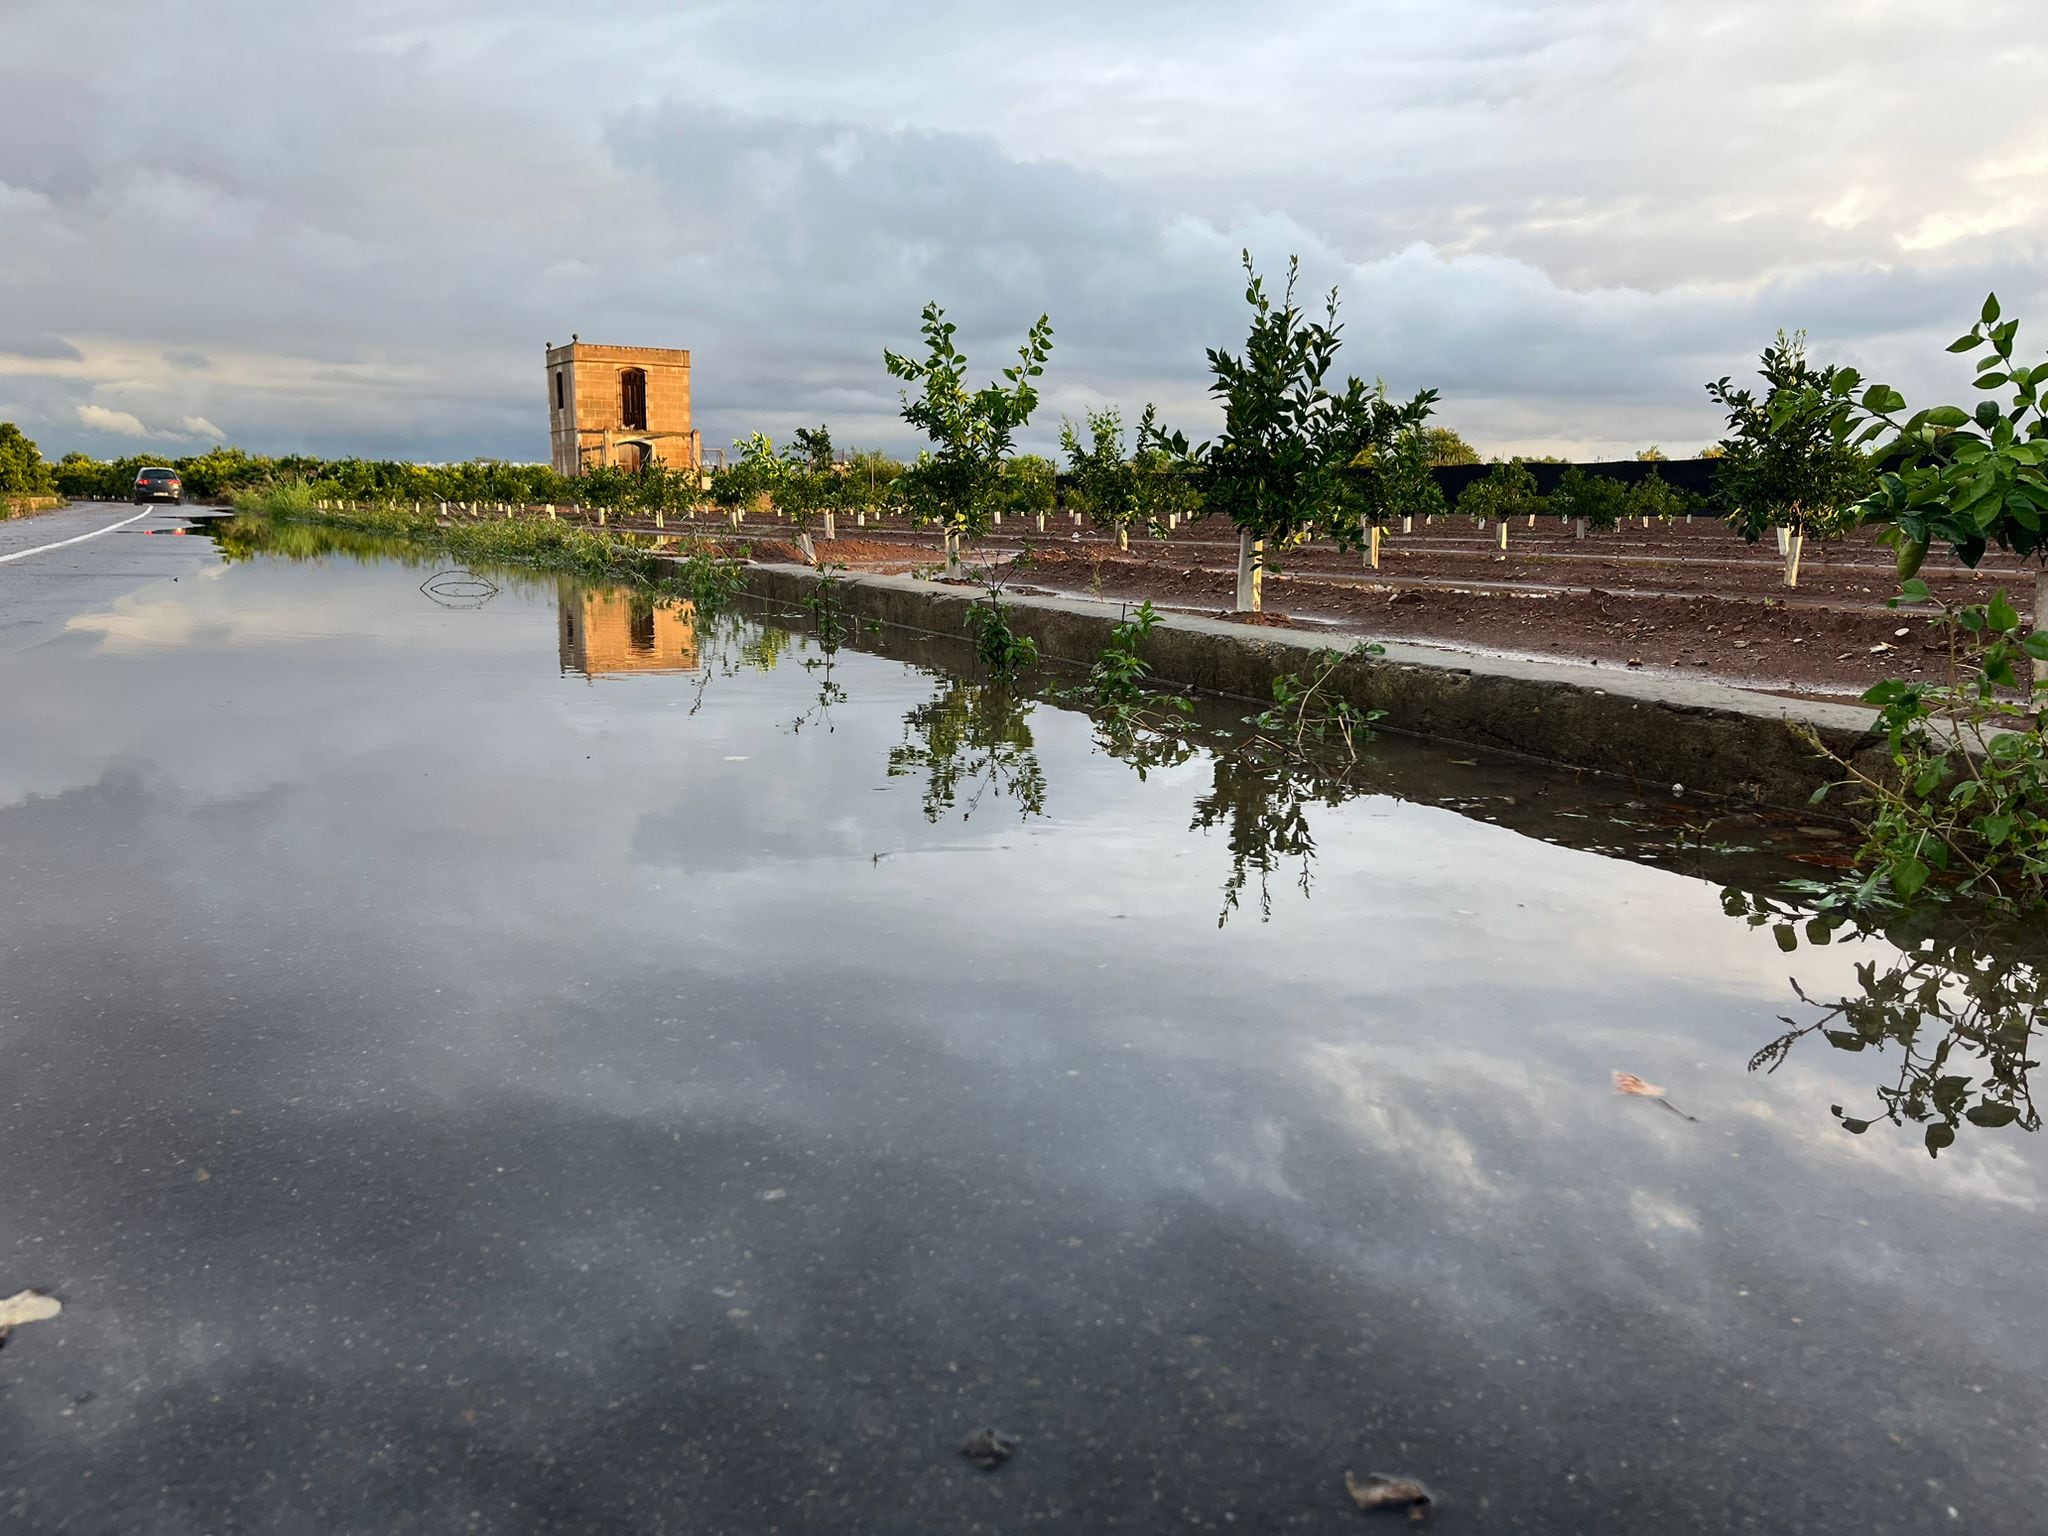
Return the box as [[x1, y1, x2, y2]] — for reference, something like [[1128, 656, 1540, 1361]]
[[133, 466, 183, 505]]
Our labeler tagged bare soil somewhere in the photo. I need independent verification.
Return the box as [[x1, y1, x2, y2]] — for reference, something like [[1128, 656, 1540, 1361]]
[[606, 507, 2038, 700]]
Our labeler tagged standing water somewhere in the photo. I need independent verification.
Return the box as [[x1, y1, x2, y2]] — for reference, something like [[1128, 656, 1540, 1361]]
[[0, 520, 2041, 1532]]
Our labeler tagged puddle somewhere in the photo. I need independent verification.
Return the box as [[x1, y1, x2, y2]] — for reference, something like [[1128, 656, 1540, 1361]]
[[0, 525, 2041, 1532]]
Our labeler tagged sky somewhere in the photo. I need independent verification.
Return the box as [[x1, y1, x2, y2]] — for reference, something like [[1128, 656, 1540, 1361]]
[[1, 0, 2043, 465]]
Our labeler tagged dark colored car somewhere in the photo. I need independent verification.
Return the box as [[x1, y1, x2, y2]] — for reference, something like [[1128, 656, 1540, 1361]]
[[133, 467, 183, 505]]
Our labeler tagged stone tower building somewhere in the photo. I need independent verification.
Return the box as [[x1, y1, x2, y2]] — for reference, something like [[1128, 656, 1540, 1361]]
[[545, 338, 702, 477]]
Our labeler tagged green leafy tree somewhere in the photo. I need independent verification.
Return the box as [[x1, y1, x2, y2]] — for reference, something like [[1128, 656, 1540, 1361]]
[[1549, 466, 1629, 536], [1626, 468, 1692, 525], [1185, 253, 1438, 611], [1423, 425, 1481, 465], [0, 422, 56, 499], [1456, 458, 1546, 524], [1354, 405, 1446, 551], [1061, 408, 1143, 548], [884, 303, 1054, 576], [1849, 294, 2048, 683], [1706, 330, 1873, 586]]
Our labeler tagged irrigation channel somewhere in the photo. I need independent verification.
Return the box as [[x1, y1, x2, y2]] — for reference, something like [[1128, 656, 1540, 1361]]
[[1, 511, 2042, 1533]]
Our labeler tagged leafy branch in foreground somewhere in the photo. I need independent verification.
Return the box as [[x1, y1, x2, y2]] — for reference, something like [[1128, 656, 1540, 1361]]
[[964, 587, 1039, 681], [1806, 579, 2048, 907], [1844, 293, 2048, 684], [1247, 644, 1386, 762]]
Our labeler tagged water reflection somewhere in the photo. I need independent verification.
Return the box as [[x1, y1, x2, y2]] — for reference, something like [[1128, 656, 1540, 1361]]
[[193, 515, 2048, 1162], [887, 677, 1047, 822], [1728, 891, 2045, 1156], [558, 584, 698, 678]]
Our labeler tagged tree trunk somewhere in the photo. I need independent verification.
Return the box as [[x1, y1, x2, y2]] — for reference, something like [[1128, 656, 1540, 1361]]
[[1784, 529, 1804, 589], [1367, 523, 1381, 571], [1236, 529, 1263, 613], [1574, 517, 1586, 540], [945, 530, 962, 578], [824, 508, 836, 540], [797, 530, 816, 564], [1498, 522, 1509, 554], [1037, 511, 1045, 533], [1118, 524, 1129, 552], [1402, 515, 1412, 534]]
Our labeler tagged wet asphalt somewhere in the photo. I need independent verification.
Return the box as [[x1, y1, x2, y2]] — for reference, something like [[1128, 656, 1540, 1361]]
[[1, 514, 2044, 1534]]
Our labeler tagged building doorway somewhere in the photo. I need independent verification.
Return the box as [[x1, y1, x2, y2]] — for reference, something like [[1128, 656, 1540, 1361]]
[[620, 368, 647, 431]]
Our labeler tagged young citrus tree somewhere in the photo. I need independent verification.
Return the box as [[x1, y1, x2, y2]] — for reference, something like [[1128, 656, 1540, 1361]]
[[1456, 458, 1546, 526], [884, 303, 1053, 577], [1180, 254, 1438, 612], [1549, 466, 1628, 539], [1061, 408, 1143, 549], [1706, 331, 1872, 587]]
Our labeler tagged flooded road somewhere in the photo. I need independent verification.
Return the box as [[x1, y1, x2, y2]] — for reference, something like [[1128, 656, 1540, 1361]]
[[1, 520, 2043, 1532]]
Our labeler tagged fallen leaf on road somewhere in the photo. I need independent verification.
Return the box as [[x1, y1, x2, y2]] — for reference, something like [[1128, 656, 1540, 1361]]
[[0, 1290, 61, 1346], [1345, 1471, 1434, 1522], [1613, 1071, 1701, 1123], [960, 1428, 1017, 1468]]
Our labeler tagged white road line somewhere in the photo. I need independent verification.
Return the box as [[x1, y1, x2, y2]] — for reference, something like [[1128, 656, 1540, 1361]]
[[0, 507, 157, 565]]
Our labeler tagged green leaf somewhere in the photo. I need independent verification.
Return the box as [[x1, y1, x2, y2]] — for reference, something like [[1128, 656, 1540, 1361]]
[[1924, 1123, 1956, 1156], [1772, 923, 1799, 953], [2024, 632, 2048, 661], [1966, 1103, 2020, 1128], [1981, 813, 2015, 846], [1863, 384, 1908, 416], [1947, 334, 1981, 354], [1988, 591, 2021, 632], [1892, 856, 1930, 899], [1983, 293, 2002, 325], [1898, 577, 1932, 604], [1922, 405, 1972, 429]]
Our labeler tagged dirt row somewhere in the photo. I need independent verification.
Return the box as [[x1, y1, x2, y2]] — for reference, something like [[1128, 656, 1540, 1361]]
[[392, 501, 2040, 699]]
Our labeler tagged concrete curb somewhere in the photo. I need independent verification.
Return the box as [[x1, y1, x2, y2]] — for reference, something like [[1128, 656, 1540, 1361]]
[[739, 562, 1888, 810]]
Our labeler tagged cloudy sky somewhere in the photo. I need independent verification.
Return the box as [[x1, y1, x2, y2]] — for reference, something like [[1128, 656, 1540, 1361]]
[[2, 0, 2043, 464]]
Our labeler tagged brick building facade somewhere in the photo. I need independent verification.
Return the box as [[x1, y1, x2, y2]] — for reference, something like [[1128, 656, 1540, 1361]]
[[544, 339, 702, 478]]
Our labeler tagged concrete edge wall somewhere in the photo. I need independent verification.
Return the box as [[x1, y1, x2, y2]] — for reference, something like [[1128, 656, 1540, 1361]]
[[2, 494, 65, 518], [737, 562, 1890, 811]]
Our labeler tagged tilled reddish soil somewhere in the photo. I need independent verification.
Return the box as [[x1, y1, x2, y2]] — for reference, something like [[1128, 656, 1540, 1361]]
[[550, 507, 2040, 699]]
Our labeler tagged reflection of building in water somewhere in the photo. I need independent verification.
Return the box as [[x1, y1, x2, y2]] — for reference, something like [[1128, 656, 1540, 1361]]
[[558, 584, 698, 678]]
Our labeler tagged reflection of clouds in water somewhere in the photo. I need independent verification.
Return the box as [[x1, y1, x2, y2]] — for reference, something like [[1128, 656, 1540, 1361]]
[[1628, 1189, 1701, 1235], [1299, 1039, 1506, 1208]]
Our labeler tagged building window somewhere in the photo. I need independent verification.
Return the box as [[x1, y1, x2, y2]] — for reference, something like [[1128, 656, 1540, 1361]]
[[620, 368, 647, 430], [554, 371, 564, 411]]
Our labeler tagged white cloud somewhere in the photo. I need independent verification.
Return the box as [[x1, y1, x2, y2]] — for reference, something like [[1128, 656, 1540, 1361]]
[[76, 402, 171, 439], [3, 0, 2043, 462]]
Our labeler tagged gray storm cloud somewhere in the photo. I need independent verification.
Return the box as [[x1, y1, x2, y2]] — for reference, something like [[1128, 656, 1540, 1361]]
[[0, 0, 2041, 462]]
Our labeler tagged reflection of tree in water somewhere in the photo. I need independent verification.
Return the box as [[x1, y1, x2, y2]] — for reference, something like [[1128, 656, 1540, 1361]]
[[888, 678, 1046, 823], [1188, 754, 1365, 926], [1730, 890, 2043, 1156]]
